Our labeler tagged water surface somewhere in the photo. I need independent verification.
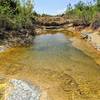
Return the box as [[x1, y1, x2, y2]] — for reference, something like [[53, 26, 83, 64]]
[[0, 33, 100, 100]]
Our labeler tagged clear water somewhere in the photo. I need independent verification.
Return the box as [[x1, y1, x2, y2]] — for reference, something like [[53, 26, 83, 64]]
[[0, 33, 100, 100]]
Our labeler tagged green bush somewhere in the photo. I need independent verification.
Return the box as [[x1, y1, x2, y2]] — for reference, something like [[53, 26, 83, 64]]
[[65, 0, 100, 26], [0, 0, 35, 30]]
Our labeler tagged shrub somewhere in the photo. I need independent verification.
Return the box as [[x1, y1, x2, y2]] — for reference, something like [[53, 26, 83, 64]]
[[65, 0, 100, 27], [0, 0, 35, 30]]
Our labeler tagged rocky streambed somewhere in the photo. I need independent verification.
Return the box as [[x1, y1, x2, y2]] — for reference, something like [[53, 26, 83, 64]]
[[0, 33, 100, 100], [0, 78, 49, 100]]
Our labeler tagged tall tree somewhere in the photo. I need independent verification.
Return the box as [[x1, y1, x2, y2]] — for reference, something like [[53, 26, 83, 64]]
[[97, 0, 100, 11]]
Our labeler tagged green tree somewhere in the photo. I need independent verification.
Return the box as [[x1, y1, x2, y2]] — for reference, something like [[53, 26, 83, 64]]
[[96, 0, 100, 11], [0, 0, 35, 30], [65, 1, 98, 25]]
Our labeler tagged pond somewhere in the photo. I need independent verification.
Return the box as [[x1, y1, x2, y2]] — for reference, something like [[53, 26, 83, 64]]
[[0, 33, 100, 100]]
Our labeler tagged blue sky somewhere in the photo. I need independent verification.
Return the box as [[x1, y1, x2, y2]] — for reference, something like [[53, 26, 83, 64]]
[[34, 0, 95, 15]]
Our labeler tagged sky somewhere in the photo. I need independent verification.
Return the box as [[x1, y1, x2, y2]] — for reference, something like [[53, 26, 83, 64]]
[[34, 0, 95, 15]]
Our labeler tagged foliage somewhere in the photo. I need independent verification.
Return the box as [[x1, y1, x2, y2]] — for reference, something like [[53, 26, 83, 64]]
[[0, 0, 35, 30], [65, 0, 100, 26]]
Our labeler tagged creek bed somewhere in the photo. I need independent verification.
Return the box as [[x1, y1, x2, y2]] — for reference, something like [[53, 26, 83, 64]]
[[0, 33, 100, 100]]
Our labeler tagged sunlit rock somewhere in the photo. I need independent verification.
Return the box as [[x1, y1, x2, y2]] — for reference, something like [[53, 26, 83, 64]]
[[7, 79, 41, 100]]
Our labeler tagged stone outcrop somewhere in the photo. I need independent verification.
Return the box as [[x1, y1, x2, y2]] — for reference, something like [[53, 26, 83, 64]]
[[0, 29, 35, 47], [7, 79, 41, 100], [81, 31, 100, 51], [80, 32, 92, 39]]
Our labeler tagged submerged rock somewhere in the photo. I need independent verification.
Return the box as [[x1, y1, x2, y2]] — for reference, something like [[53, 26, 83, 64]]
[[7, 79, 41, 100], [0, 46, 6, 52]]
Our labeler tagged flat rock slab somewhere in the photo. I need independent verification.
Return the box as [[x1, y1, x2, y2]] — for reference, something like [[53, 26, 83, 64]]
[[88, 34, 100, 51], [7, 79, 41, 100], [81, 32, 100, 51]]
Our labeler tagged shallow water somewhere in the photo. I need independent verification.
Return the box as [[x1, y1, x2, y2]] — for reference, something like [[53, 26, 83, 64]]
[[0, 33, 100, 100]]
